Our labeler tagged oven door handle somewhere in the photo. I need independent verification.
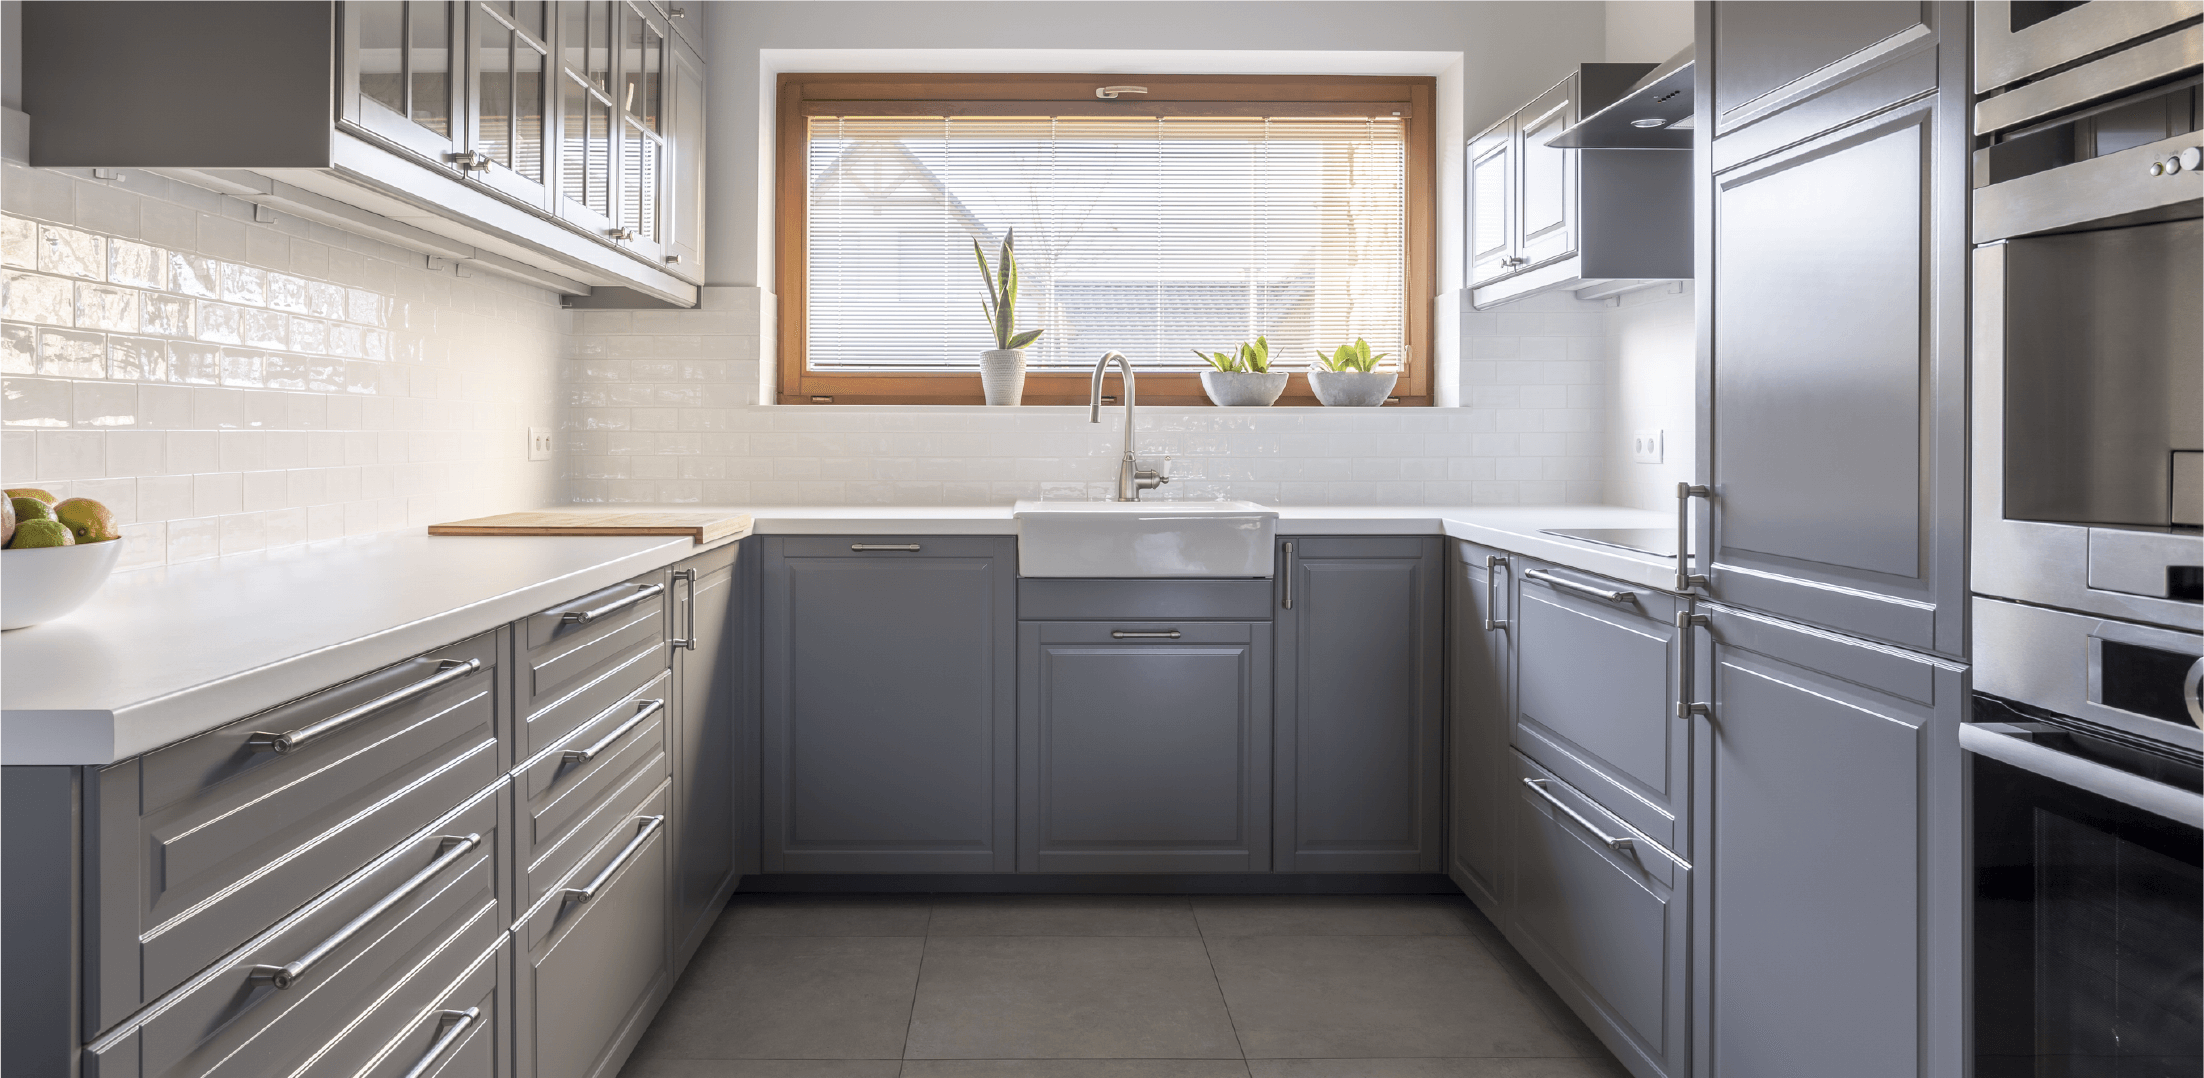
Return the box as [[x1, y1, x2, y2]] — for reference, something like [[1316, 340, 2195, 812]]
[[1961, 723, 2204, 828]]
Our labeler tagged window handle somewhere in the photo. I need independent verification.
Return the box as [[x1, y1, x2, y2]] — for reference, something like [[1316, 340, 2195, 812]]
[[1095, 85, 1150, 99]]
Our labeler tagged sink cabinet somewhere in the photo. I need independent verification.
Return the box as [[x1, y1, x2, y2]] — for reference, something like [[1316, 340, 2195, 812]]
[[1272, 536, 1444, 873], [760, 537, 1018, 873]]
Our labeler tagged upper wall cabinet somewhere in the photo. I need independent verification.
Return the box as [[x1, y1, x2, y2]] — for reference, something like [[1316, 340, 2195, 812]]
[[1469, 64, 1694, 308], [22, 1, 704, 305]]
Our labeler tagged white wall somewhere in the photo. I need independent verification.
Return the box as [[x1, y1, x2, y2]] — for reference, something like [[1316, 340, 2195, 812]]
[[1601, 283, 1694, 510], [1, 165, 565, 568], [1604, 0, 1693, 64]]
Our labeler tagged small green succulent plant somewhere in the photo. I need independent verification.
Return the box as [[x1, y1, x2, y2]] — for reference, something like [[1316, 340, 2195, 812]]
[[1193, 335, 1272, 373], [1313, 338, 1389, 373], [973, 230, 1044, 351]]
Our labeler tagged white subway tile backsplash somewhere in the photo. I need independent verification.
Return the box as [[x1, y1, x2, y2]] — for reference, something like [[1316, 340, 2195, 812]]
[[39, 226, 104, 280]]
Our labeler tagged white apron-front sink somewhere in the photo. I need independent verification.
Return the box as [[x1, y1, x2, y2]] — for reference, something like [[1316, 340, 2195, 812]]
[[1013, 500, 1278, 578]]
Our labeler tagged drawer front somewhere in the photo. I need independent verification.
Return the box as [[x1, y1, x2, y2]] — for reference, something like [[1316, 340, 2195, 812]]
[[103, 632, 504, 1027], [1018, 577, 1275, 621], [518, 644, 668, 788], [516, 669, 672, 902], [87, 780, 508, 1078], [1509, 753, 1687, 1078], [516, 779, 671, 1078], [522, 572, 668, 721], [1513, 564, 1687, 849], [356, 936, 506, 1078]]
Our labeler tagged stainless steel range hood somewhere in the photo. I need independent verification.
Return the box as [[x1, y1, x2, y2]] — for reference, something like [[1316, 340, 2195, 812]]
[[1547, 46, 1695, 150]]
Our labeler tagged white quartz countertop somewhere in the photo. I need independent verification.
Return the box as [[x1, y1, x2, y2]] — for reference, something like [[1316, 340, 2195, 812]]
[[4, 502, 1676, 765]]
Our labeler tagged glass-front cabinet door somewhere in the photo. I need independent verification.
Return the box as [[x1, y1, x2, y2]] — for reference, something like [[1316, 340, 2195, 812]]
[[468, 1, 552, 208], [345, 1, 468, 169], [554, 0, 622, 240], [614, 1, 670, 264]]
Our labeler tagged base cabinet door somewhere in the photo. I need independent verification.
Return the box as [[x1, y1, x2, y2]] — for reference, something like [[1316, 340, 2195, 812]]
[[1510, 753, 1688, 1078], [669, 543, 739, 969], [1447, 541, 1513, 915], [762, 537, 1017, 873], [1274, 536, 1443, 872], [1689, 603, 1964, 1078], [1019, 621, 1272, 872]]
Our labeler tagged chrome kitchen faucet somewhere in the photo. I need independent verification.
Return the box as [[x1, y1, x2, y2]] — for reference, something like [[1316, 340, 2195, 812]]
[[1088, 351, 1168, 502]]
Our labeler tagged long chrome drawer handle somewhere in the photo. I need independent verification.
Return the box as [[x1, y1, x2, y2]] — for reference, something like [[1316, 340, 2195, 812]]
[[400, 1008, 481, 1078], [1111, 630, 1182, 639], [562, 699, 664, 764], [563, 815, 666, 905], [1520, 778, 1694, 870], [249, 658, 482, 755], [559, 582, 665, 625], [850, 543, 922, 552], [250, 833, 481, 990], [1483, 554, 1509, 632], [1524, 568, 1634, 604]]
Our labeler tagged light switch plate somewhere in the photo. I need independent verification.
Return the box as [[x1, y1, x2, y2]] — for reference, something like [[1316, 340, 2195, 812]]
[[527, 428, 555, 462], [1632, 429, 1664, 464]]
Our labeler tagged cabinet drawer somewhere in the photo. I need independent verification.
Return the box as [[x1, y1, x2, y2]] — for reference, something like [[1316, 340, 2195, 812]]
[[94, 632, 504, 1030], [515, 779, 671, 1078], [85, 781, 507, 1078], [1513, 564, 1687, 852], [356, 936, 506, 1078], [516, 669, 671, 910], [519, 643, 668, 777], [1509, 753, 1687, 1078], [521, 572, 668, 720]]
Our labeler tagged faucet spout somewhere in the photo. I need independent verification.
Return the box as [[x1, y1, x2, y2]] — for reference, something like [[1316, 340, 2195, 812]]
[[1088, 351, 1166, 501]]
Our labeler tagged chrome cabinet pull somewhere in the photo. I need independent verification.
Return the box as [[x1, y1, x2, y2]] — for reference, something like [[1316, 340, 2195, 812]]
[[1111, 630, 1182, 639], [2185, 656, 2203, 729], [1483, 554, 1509, 632], [249, 834, 481, 989], [563, 815, 666, 905], [249, 658, 482, 755], [850, 543, 922, 552], [559, 582, 665, 625], [1675, 483, 1710, 592], [1674, 610, 1712, 719], [1524, 568, 1633, 604], [1281, 541, 1295, 609], [562, 699, 664, 764], [669, 569, 697, 650], [1522, 779, 1695, 870], [400, 1008, 481, 1078]]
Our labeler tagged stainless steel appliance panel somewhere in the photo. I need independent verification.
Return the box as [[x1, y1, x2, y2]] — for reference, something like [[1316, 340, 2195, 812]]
[[1975, 0, 2204, 94], [1973, 595, 2203, 754]]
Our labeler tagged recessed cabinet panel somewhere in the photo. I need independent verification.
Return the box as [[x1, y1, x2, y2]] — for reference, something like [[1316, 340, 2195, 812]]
[[1516, 82, 1579, 270], [669, 544, 740, 970], [1711, 1, 1926, 124], [1469, 123, 1517, 286], [1446, 542, 1513, 916]]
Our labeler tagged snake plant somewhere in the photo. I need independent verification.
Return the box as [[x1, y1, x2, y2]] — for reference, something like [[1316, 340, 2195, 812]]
[[973, 230, 1043, 351], [1193, 335, 1272, 373], [1314, 338, 1388, 373]]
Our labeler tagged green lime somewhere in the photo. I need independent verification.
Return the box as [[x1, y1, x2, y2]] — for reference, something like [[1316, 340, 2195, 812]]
[[53, 498, 118, 543], [10, 518, 73, 548], [4, 487, 57, 505], [11, 497, 54, 524]]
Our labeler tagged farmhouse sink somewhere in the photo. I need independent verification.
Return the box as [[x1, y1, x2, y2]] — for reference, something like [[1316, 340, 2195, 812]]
[[1013, 500, 1279, 578]]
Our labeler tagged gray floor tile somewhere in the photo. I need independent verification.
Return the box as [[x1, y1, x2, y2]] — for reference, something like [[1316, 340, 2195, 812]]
[[928, 896, 1199, 937], [903, 1062, 1252, 1078], [1246, 1061, 1630, 1078], [623, 1061, 906, 1078], [1191, 895, 1481, 937], [1206, 936, 1584, 1059], [720, 895, 934, 936], [631, 935, 924, 1060], [904, 936, 1242, 1060]]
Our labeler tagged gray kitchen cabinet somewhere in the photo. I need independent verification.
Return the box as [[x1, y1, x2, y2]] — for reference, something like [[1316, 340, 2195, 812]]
[[1692, 1, 1968, 656], [1468, 120, 1517, 287], [761, 537, 1018, 873], [1685, 602, 1965, 1078], [1019, 621, 1273, 872], [1446, 541, 1513, 917], [663, 30, 708, 281], [668, 543, 740, 971], [1273, 536, 1443, 873], [1512, 559, 1690, 854]]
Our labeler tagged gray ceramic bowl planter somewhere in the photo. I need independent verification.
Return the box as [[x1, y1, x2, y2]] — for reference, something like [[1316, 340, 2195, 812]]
[[979, 348, 1026, 405], [1308, 369, 1398, 406], [1199, 370, 1290, 407]]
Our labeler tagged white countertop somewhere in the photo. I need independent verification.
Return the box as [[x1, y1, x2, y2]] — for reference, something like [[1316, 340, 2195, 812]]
[[3, 502, 1676, 765]]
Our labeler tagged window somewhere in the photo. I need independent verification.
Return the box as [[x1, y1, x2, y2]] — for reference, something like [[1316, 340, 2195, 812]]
[[776, 74, 1436, 405]]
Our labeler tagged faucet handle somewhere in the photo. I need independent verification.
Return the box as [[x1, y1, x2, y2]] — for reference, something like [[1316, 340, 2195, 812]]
[[1135, 457, 1171, 491]]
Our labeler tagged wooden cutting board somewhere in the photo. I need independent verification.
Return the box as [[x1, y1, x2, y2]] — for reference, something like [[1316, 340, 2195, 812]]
[[428, 510, 752, 545]]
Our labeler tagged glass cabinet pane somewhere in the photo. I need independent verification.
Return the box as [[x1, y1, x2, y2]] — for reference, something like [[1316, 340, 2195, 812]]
[[563, 74, 589, 202], [588, 0, 611, 90], [516, 38, 545, 181], [476, 9, 512, 167], [358, 2, 405, 114], [513, 0, 545, 38], [560, 0, 586, 71], [641, 20, 661, 132], [409, 0, 450, 136], [621, 4, 644, 117], [588, 95, 612, 216]]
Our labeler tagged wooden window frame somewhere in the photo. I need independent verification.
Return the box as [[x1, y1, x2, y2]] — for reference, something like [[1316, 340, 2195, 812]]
[[775, 72, 1438, 407]]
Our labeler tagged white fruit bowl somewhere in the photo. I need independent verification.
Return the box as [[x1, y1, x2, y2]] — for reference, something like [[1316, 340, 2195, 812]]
[[2, 538, 124, 630]]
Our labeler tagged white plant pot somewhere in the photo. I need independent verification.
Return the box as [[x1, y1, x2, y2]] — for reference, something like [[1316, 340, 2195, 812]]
[[1308, 369, 1399, 407], [1199, 370, 1290, 407], [2, 537, 125, 630], [979, 349, 1027, 406]]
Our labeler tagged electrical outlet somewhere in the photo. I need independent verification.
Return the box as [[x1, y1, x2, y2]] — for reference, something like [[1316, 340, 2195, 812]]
[[527, 428, 555, 462], [1632, 429, 1664, 464]]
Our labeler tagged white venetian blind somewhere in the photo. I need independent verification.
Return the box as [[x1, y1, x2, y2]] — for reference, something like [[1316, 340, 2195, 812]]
[[804, 114, 1407, 373]]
